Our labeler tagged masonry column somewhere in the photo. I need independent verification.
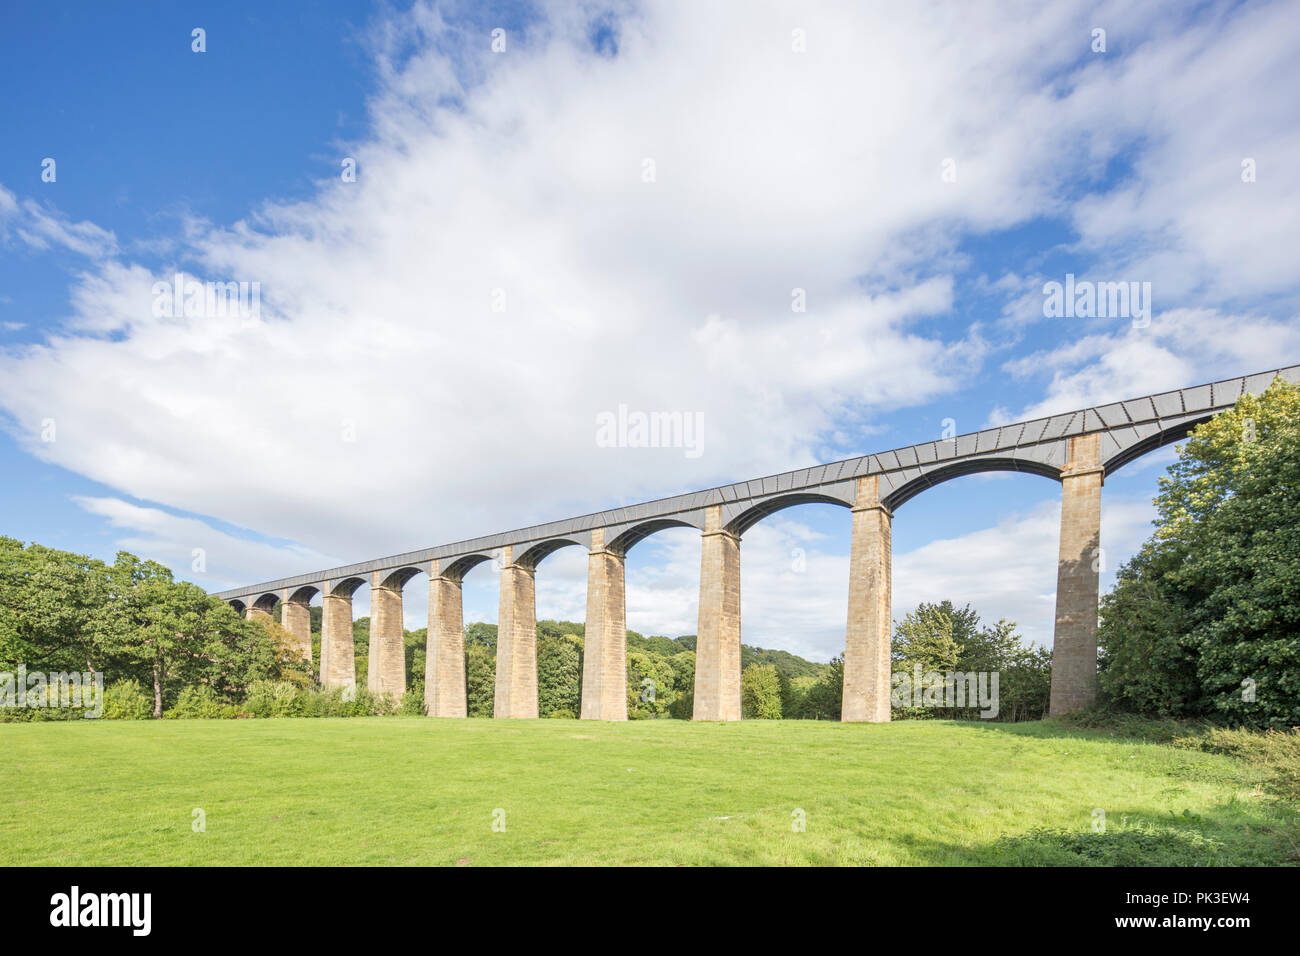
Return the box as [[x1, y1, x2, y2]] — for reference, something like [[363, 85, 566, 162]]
[[842, 475, 893, 722], [1049, 433, 1103, 716], [368, 572, 407, 700], [693, 505, 741, 721], [320, 584, 356, 691], [495, 545, 539, 718], [246, 604, 271, 622], [279, 589, 314, 664], [581, 528, 628, 720], [425, 560, 467, 717]]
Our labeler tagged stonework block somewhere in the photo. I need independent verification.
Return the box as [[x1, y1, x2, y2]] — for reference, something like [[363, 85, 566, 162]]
[[843, 475, 892, 722], [694, 505, 742, 721]]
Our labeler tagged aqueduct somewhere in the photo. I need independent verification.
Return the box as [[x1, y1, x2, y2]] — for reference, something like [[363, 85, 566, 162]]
[[219, 365, 1298, 721]]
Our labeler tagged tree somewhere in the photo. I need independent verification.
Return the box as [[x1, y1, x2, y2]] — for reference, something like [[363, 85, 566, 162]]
[[800, 655, 843, 719], [0, 538, 111, 673], [465, 643, 495, 717], [627, 650, 675, 718], [893, 602, 961, 673], [1099, 376, 1300, 728], [740, 664, 782, 718], [538, 633, 582, 717]]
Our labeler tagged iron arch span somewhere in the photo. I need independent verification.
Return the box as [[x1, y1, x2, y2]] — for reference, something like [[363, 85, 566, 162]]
[[215, 365, 1299, 723]]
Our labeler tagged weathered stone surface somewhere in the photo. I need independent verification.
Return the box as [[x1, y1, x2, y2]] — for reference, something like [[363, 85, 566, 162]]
[[321, 588, 356, 690], [221, 369, 1300, 724], [1049, 433, 1103, 716], [694, 505, 741, 721], [843, 475, 892, 722], [581, 528, 628, 720], [425, 560, 467, 717], [280, 591, 313, 664], [495, 545, 538, 718], [367, 574, 406, 700]]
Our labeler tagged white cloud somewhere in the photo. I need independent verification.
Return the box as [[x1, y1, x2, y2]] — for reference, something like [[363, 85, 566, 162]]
[[1003, 307, 1300, 419], [0, 1, 1294, 656], [72, 496, 343, 594]]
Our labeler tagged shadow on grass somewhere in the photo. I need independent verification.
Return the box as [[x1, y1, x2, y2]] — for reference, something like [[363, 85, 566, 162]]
[[904, 807, 1292, 866]]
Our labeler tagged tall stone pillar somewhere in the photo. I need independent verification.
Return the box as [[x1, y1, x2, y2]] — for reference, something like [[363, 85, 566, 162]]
[[368, 573, 407, 700], [693, 505, 742, 721], [318, 595, 330, 684], [247, 605, 272, 622], [321, 586, 356, 690], [581, 528, 628, 720], [425, 560, 468, 717], [1049, 433, 1103, 716], [842, 475, 893, 722], [280, 590, 313, 664], [495, 545, 538, 718]]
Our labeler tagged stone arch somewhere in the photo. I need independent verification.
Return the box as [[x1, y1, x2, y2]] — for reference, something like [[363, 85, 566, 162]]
[[516, 538, 584, 570], [726, 492, 852, 537], [1102, 415, 1214, 477], [607, 518, 699, 556], [378, 566, 425, 591], [228, 598, 247, 614], [252, 592, 281, 613], [288, 584, 320, 604], [441, 553, 495, 583], [328, 575, 368, 599], [883, 457, 1062, 511]]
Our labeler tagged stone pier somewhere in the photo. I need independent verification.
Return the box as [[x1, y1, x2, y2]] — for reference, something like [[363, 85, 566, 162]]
[[368, 573, 406, 699], [425, 560, 468, 717], [581, 528, 628, 720], [321, 585, 356, 690], [1048, 433, 1103, 716], [247, 605, 271, 622], [842, 475, 893, 722], [693, 504, 741, 721], [495, 545, 539, 718], [280, 591, 314, 664]]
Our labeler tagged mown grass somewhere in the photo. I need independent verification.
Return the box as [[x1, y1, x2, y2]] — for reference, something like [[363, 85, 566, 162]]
[[1, 716, 1294, 866]]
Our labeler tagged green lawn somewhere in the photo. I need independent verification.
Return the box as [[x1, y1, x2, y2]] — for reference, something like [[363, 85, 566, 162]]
[[1, 717, 1292, 866]]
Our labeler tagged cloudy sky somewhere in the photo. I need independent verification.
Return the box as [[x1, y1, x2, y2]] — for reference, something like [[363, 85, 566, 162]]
[[1, 0, 1297, 661]]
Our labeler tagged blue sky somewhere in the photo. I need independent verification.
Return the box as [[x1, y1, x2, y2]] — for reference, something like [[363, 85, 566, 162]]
[[2, 0, 1297, 660]]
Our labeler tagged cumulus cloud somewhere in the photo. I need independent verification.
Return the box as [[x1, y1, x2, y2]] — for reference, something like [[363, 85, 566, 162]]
[[0, 0, 1295, 649], [1003, 307, 1300, 420]]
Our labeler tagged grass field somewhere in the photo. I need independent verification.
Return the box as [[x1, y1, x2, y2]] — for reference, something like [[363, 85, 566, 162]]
[[2, 717, 1294, 866]]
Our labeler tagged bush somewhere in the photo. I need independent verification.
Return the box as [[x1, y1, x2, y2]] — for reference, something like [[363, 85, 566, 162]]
[[740, 664, 782, 719], [398, 688, 425, 716], [168, 684, 225, 719], [102, 679, 153, 720], [243, 680, 306, 717]]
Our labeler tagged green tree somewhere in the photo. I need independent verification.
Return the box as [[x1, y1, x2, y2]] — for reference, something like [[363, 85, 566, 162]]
[[465, 643, 495, 717], [0, 538, 111, 673], [740, 664, 782, 718], [538, 633, 582, 717], [1099, 376, 1300, 728], [801, 655, 843, 719], [627, 650, 675, 718]]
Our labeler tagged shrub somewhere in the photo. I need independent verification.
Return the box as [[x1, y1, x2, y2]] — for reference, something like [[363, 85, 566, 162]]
[[740, 664, 782, 719], [101, 679, 153, 720], [168, 684, 225, 719], [244, 680, 306, 717]]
